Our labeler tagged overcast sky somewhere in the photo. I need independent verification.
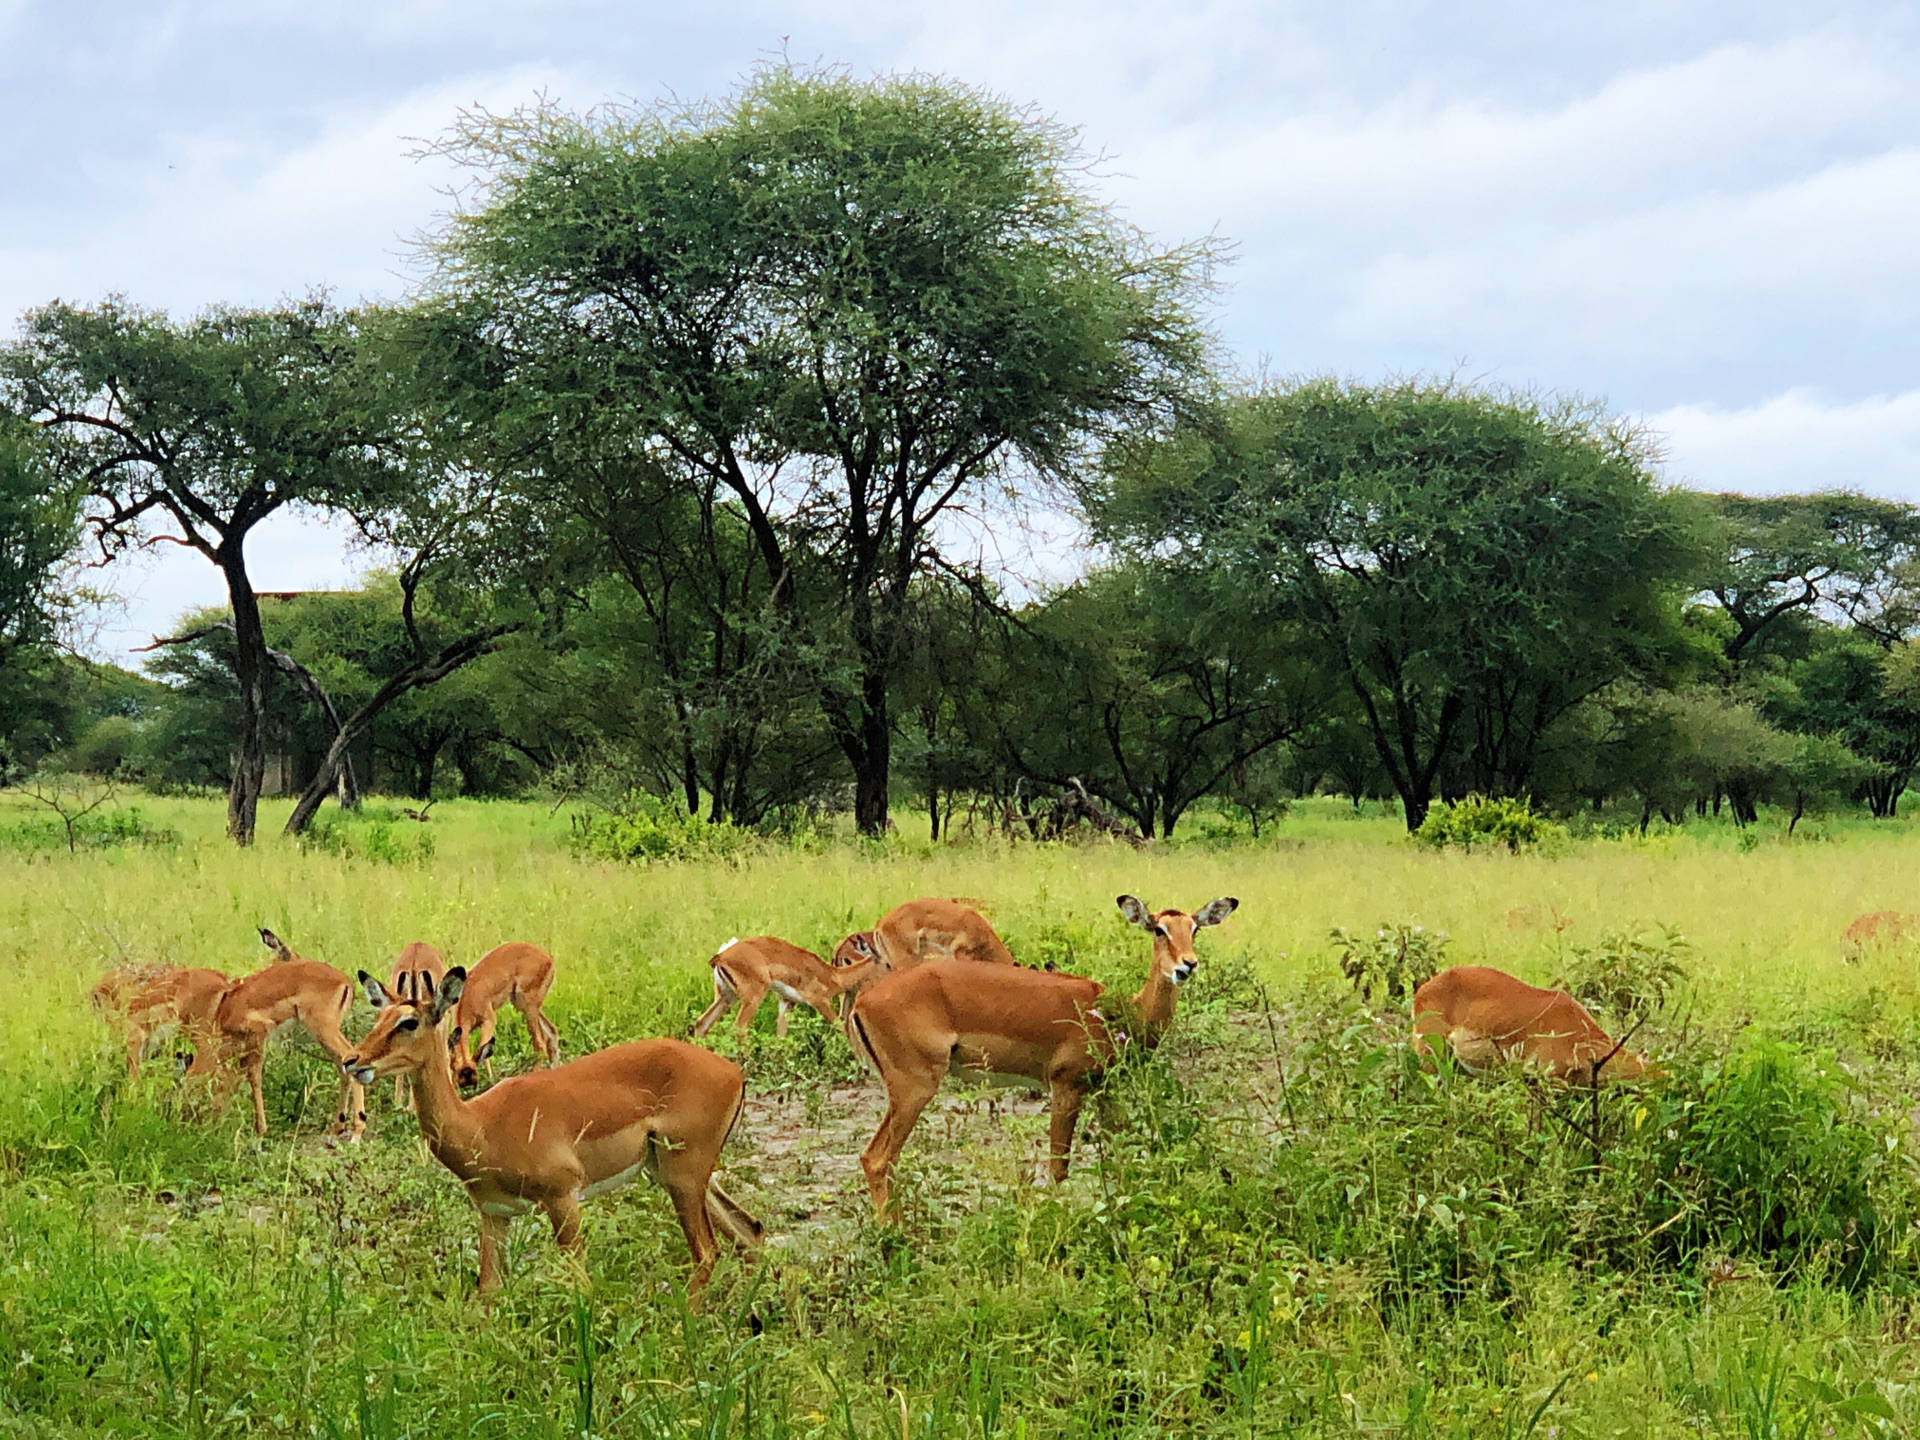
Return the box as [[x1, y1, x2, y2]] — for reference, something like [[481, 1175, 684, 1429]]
[[4, 0, 1916, 656]]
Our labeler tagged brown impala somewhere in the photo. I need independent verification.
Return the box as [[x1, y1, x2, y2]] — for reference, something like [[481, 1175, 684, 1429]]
[[446, 941, 561, 1088], [846, 893, 1237, 1218], [182, 929, 368, 1140], [834, 897, 1017, 971], [1412, 965, 1652, 1082], [691, 935, 882, 1042], [345, 967, 762, 1293]]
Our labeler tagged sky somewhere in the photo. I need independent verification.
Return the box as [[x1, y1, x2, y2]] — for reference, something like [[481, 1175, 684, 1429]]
[[3, 0, 1916, 657]]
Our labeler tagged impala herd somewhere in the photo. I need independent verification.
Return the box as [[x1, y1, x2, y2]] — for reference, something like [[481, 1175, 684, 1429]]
[[90, 893, 1655, 1296]]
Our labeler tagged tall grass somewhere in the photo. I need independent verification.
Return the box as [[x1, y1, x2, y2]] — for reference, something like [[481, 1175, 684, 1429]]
[[7, 793, 1920, 1435]]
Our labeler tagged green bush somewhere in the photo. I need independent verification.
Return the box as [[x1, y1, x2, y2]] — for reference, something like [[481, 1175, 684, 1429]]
[[0, 804, 179, 854], [1416, 794, 1567, 852], [569, 792, 758, 865], [294, 815, 435, 866], [1642, 1038, 1902, 1285]]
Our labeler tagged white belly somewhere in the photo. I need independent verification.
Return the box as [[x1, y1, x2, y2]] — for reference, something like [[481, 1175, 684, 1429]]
[[577, 1159, 648, 1202]]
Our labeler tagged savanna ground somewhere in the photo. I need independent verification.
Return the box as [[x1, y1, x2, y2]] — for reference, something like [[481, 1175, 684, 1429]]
[[8, 794, 1920, 1438]]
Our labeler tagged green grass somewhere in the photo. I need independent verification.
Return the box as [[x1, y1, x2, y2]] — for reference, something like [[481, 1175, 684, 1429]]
[[7, 792, 1920, 1436]]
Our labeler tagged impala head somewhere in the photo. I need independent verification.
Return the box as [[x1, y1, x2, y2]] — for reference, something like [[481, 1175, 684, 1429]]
[[1117, 895, 1239, 986], [342, 967, 466, 1086], [448, 1005, 494, 1090], [834, 932, 879, 968]]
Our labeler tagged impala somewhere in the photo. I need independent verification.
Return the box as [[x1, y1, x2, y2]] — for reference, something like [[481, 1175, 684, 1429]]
[[447, 942, 561, 1088], [92, 963, 230, 1078], [847, 893, 1237, 1218], [345, 967, 763, 1293], [691, 935, 881, 1041], [835, 897, 1017, 971], [386, 941, 447, 1107], [1411, 965, 1651, 1082], [182, 932, 368, 1140]]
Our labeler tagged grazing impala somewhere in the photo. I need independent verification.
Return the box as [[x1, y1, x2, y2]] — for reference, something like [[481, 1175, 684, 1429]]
[[835, 897, 1017, 971], [344, 967, 763, 1293], [691, 936, 882, 1042], [386, 941, 446, 1107], [1411, 966, 1651, 1082], [92, 963, 231, 1078], [847, 894, 1238, 1218], [447, 942, 561, 1088], [182, 931, 368, 1140]]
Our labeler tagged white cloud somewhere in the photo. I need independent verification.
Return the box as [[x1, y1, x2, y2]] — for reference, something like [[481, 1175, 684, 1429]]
[[1650, 389, 1920, 497], [0, 64, 583, 323]]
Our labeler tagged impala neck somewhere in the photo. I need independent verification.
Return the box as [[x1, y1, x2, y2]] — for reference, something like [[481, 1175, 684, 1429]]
[[409, 1034, 484, 1163], [1128, 951, 1182, 1045]]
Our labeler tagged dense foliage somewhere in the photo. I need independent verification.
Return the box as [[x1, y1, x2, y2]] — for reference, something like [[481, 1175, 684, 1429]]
[[2, 68, 1918, 841]]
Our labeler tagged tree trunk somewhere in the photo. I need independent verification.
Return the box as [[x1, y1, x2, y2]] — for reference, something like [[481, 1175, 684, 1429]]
[[1866, 773, 1905, 818], [284, 624, 515, 835], [220, 553, 268, 846]]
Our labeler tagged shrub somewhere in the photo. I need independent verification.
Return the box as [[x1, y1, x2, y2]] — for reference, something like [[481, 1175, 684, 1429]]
[[294, 815, 435, 866], [1416, 795, 1566, 852], [569, 792, 758, 865], [1641, 1038, 1901, 1285], [0, 804, 179, 855], [1330, 921, 1448, 1002], [1558, 925, 1689, 1025]]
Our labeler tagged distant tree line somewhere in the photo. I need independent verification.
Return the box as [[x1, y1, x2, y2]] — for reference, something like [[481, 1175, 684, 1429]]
[[3, 67, 1918, 842]]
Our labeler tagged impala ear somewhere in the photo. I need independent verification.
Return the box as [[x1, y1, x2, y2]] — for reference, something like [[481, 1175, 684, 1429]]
[[1116, 896, 1152, 930], [431, 967, 465, 1025], [475, 1036, 495, 1066], [357, 970, 395, 1010], [1193, 897, 1239, 928], [844, 933, 876, 961]]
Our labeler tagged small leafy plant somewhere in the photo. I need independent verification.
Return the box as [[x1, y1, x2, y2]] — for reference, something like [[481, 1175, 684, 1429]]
[[1331, 921, 1449, 1002], [1558, 925, 1689, 1025], [569, 791, 757, 865]]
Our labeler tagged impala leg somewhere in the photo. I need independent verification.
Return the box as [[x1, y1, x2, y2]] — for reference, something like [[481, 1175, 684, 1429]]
[[476, 1206, 508, 1296], [124, 1023, 148, 1079], [705, 1179, 765, 1253], [691, 975, 734, 1038], [775, 997, 793, 1038], [544, 1193, 583, 1253], [393, 1075, 410, 1111], [663, 1171, 720, 1292], [732, 982, 769, 1044], [527, 1004, 559, 1067], [306, 1015, 367, 1142], [1047, 1078, 1088, 1183], [860, 1070, 939, 1221], [245, 1045, 269, 1137]]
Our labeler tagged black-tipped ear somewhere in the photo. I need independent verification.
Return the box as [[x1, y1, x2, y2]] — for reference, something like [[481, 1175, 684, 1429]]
[[1194, 897, 1239, 928], [358, 971, 393, 1009], [1116, 896, 1152, 930], [431, 967, 465, 1025], [475, 1037, 495, 1065], [419, 971, 437, 1004], [448, 1025, 463, 1047], [850, 933, 876, 960]]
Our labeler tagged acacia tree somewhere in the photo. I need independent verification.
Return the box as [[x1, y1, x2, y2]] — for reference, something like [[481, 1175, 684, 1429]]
[[1701, 493, 1920, 664], [990, 564, 1329, 838], [2, 299, 411, 843], [1098, 380, 1704, 831], [437, 67, 1213, 832], [0, 417, 79, 767]]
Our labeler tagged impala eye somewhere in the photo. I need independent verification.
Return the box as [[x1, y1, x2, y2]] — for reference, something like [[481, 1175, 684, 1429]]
[[396, 1017, 420, 1033]]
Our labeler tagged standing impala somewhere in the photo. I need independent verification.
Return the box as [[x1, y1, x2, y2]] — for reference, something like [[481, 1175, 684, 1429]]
[[92, 963, 231, 1079], [835, 897, 1017, 971], [1411, 966, 1652, 1082], [447, 941, 561, 1088], [691, 936, 881, 1042], [847, 894, 1238, 1218], [386, 941, 447, 1108], [183, 931, 368, 1140], [344, 967, 763, 1293]]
